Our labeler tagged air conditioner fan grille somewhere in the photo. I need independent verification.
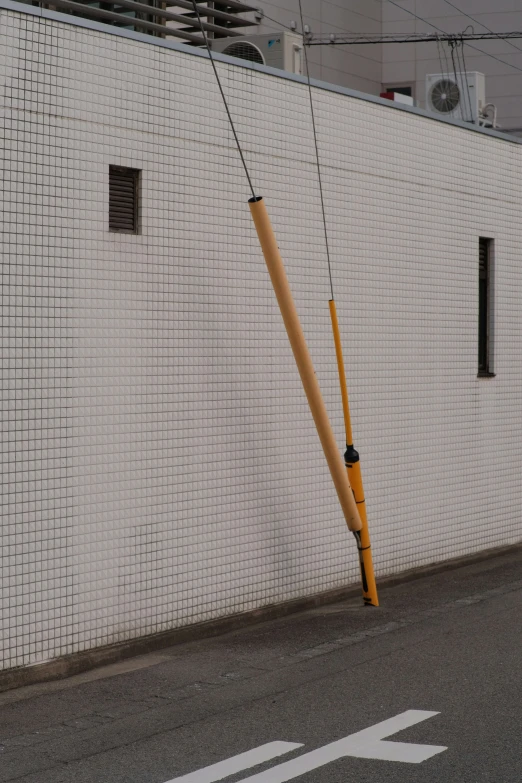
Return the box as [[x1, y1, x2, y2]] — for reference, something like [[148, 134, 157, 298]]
[[222, 41, 265, 65], [430, 79, 461, 113]]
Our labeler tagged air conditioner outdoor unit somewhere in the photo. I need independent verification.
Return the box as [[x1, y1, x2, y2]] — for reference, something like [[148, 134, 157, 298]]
[[426, 72, 486, 124], [211, 32, 304, 75]]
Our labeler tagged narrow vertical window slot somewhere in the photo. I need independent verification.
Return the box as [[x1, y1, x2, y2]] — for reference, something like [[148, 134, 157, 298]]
[[478, 237, 494, 377]]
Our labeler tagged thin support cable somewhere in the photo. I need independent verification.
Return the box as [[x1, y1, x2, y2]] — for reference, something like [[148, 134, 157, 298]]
[[455, 41, 466, 120], [458, 38, 474, 121], [441, 39, 453, 86], [435, 35, 446, 79], [298, 0, 334, 301], [449, 39, 464, 120], [450, 39, 472, 123], [190, 0, 256, 200], [453, 41, 466, 118]]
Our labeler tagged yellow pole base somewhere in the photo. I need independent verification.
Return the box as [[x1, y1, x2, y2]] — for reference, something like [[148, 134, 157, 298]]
[[346, 456, 379, 606], [328, 298, 378, 606]]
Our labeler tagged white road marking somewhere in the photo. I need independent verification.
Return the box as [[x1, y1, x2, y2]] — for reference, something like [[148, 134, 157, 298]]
[[165, 741, 303, 783], [233, 710, 447, 782]]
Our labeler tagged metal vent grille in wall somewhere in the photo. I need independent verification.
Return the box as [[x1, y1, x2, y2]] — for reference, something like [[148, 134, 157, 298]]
[[109, 166, 140, 233]]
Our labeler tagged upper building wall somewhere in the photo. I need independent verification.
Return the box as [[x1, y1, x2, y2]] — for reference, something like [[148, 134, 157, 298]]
[[242, 2, 522, 132], [382, 0, 522, 133], [250, 0, 383, 94]]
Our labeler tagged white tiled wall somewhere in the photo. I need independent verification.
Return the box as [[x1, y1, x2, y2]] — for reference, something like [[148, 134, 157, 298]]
[[1, 7, 521, 671]]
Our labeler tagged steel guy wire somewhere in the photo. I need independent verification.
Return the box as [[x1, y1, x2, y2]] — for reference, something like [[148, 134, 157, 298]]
[[297, 0, 335, 301], [449, 39, 464, 120], [190, 0, 256, 201], [440, 35, 454, 86], [456, 38, 474, 123], [436, 35, 446, 80]]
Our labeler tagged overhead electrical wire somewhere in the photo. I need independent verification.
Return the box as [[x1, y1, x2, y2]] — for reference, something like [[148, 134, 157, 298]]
[[385, 0, 522, 76], [308, 32, 522, 45], [440, 0, 522, 55], [257, 12, 522, 52]]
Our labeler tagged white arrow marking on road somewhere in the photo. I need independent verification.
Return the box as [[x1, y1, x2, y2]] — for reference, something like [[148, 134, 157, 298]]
[[233, 710, 447, 782], [165, 741, 303, 783]]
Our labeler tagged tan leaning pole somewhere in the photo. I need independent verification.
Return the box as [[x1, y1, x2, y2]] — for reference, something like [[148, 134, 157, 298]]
[[249, 196, 362, 533]]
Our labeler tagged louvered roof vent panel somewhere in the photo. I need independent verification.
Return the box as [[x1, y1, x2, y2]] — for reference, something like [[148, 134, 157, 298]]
[[29, 0, 258, 44]]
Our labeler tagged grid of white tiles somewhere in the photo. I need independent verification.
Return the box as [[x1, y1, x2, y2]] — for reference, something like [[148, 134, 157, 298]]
[[1, 8, 521, 670]]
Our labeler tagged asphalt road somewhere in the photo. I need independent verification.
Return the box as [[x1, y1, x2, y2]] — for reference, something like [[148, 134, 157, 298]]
[[1, 547, 521, 783]]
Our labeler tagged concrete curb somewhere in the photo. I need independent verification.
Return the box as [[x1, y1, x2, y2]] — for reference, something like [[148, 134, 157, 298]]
[[1, 541, 520, 693]]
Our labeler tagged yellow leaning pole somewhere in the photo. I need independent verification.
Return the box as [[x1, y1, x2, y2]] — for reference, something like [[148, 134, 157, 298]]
[[249, 196, 362, 535], [329, 299, 379, 606]]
